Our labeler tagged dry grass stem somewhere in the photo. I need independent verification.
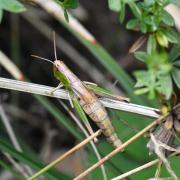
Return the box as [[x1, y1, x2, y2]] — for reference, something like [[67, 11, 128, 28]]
[[0, 77, 160, 118], [0, 105, 33, 176], [3, 152, 29, 179], [112, 159, 159, 180], [28, 130, 102, 180], [74, 113, 168, 180], [155, 160, 162, 179], [150, 134, 178, 180], [112, 150, 180, 180], [59, 100, 107, 180]]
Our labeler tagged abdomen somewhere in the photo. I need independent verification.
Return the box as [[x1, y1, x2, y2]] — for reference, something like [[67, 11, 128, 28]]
[[80, 99, 122, 148]]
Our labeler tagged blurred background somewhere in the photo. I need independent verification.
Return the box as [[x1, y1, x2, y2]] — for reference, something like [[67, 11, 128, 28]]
[[0, 1, 179, 179]]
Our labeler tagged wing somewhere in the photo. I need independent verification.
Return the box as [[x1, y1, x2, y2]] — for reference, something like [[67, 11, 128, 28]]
[[84, 83, 130, 102]]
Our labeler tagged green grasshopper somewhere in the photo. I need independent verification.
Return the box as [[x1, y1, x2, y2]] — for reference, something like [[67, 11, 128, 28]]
[[31, 34, 129, 148]]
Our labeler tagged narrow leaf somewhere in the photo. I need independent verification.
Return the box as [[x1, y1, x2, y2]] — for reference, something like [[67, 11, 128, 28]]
[[73, 98, 89, 124], [128, 2, 142, 19], [0, 0, 26, 13], [134, 88, 149, 95], [163, 30, 178, 44], [156, 31, 169, 47], [147, 34, 156, 54], [64, 9, 69, 22], [134, 51, 148, 62], [173, 60, 180, 67], [119, 2, 125, 23], [158, 75, 173, 100], [161, 10, 174, 26], [63, 0, 78, 9], [126, 19, 139, 30], [172, 67, 180, 88], [108, 0, 121, 12], [169, 44, 180, 62], [0, 9, 3, 23]]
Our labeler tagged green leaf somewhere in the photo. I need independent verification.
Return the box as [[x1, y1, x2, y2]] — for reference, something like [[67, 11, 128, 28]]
[[144, 0, 155, 7], [134, 70, 155, 86], [144, 16, 157, 32], [157, 75, 173, 99], [161, 10, 174, 26], [0, 0, 26, 13], [169, 44, 180, 62], [0, 9, 3, 23], [147, 34, 157, 54], [134, 51, 148, 62], [64, 9, 69, 22], [119, 2, 125, 23], [128, 2, 142, 19], [173, 60, 180, 67], [163, 30, 178, 44], [134, 87, 149, 95], [126, 19, 139, 29], [134, 70, 158, 99], [108, 0, 121, 12], [63, 0, 78, 9], [172, 67, 180, 88], [140, 22, 147, 33], [156, 31, 169, 47]]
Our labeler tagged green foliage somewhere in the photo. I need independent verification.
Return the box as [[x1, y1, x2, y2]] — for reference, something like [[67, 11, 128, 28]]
[[108, 0, 121, 12], [171, 0, 180, 5], [134, 50, 180, 100], [108, 0, 180, 102], [54, 0, 78, 21], [0, 139, 71, 180], [0, 0, 26, 22]]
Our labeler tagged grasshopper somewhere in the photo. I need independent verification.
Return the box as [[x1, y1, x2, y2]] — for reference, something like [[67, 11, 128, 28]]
[[31, 33, 129, 148]]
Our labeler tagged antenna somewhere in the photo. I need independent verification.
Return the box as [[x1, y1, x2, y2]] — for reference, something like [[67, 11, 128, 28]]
[[31, 55, 54, 65], [53, 31, 57, 60]]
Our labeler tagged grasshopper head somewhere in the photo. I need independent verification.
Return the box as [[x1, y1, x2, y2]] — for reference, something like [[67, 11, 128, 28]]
[[54, 60, 63, 68], [54, 60, 68, 73]]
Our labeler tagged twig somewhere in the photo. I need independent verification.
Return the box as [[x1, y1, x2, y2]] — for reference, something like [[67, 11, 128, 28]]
[[59, 100, 107, 180], [0, 104, 33, 177], [112, 159, 159, 180], [0, 105, 22, 152], [74, 113, 169, 180], [28, 130, 102, 180], [0, 77, 160, 118], [3, 152, 29, 179], [155, 160, 162, 179], [111, 151, 180, 180]]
